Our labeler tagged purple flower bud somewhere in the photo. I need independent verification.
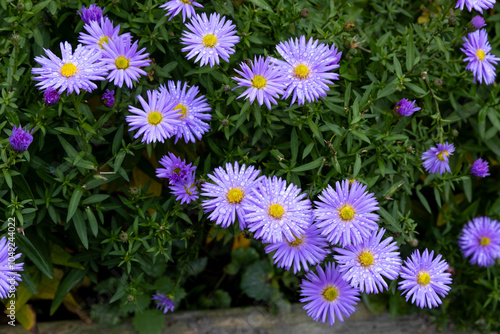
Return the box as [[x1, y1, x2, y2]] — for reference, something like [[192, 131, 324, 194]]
[[102, 89, 115, 108], [9, 125, 33, 152], [78, 4, 105, 25], [471, 15, 486, 30], [471, 158, 490, 177], [394, 98, 421, 116], [44, 87, 60, 105]]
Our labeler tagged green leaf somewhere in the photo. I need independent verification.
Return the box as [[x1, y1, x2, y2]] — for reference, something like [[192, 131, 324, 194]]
[[405, 82, 427, 96], [416, 189, 432, 214], [248, 0, 273, 12], [67, 187, 84, 222], [3, 169, 12, 189], [81, 194, 110, 205], [393, 55, 403, 78], [112, 124, 124, 155], [379, 207, 403, 232], [72, 210, 88, 249], [133, 309, 165, 334], [86, 207, 99, 237], [463, 177, 472, 202], [290, 128, 298, 163], [291, 156, 324, 172], [406, 30, 414, 72], [241, 260, 273, 301], [352, 154, 361, 177], [50, 269, 86, 315], [57, 135, 78, 159], [16, 234, 53, 279]]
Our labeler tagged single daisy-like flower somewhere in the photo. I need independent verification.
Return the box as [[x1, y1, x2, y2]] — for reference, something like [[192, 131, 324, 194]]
[[159, 81, 212, 143], [181, 13, 240, 67], [456, 0, 494, 13], [394, 98, 421, 116], [471, 158, 490, 177], [201, 161, 262, 230], [300, 263, 360, 326], [459, 217, 500, 267], [102, 89, 115, 107], [32, 42, 108, 95], [398, 249, 452, 309], [471, 15, 486, 30], [333, 228, 401, 294], [78, 4, 105, 25], [0, 236, 24, 299], [169, 173, 198, 204], [159, 0, 203, 22], [461, 29, 500, 85], [9, 125, 33, 152], [78, 17, 121, 51], [232, 56, 287, 110], [421, 142, 455, 174], [156, 153, 197, 185], [152, 293, 175, 314], [101, 37, 151, 88], [314, 179, 380, 247], [269, 35, 341, 106], [43, 87, 60, 105], [265, 224, 330, 274], [126, 89, 180, 143], [243, 176, 313, 243]]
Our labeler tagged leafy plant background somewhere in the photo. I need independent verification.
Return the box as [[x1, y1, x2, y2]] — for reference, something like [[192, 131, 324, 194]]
[[1, 0, 500, 332]]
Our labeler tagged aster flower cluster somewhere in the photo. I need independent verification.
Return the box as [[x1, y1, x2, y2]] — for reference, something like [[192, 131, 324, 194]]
[[157, 153, 198, 204], [0, 236, 24, 299], [231, 36, 342, 108]]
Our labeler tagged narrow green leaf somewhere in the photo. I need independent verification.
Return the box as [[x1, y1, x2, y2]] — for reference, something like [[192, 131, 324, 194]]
[[72, 210, 88, 249], [3, 169, 12, 189], [393, 55, 403, 77], [86, 207, 99, 237], [379, 207, 403, 232], [50, 269, 86, 315], [406, 30, 414, 72], [463, 177, 472, 202], [248, 0, 273, 12], [352, 154, 361, 177], [416, 189, 432, 214], [291, 156, 324, 172], [16, 234, 53, 279], [112, 124, 124, 155], [290, 128, 298, 163], [67, 187, 84, 222], [81, 194, 110, 205]]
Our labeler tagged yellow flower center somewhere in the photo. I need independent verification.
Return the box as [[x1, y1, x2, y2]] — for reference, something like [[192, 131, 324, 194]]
[[437, 151, 449, 161], [476, 49, 486, 61], [180, 0, 192, 3], [147, 111, 163, 126], [227, 188, 244, 204], [358, 251, 374, 267], [98, 36, 110, 49], [338, 204, 355, 221], [202, 34, 217, 47], [115, 56, 130, 70], [173, 167, 182, 175], [321, 285, 339, 302], [252, 75, 267, 89], [185, 183, 196, 195], [60, 63, 78, 78], [417, 271, 431, 286], [175, 103, 188, 119], [288, 234, 305, 247], [294, 64, 309, 79], [480, 237, 490, 246], [268, 203, 285, 220]]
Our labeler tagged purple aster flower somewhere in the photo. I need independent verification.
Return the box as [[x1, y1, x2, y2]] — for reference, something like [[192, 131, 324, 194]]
[[32, 42, 108, 95], [456, 0, 494, 13], [101, 37, 151, 88], [333, 228, 401, 294], [201, 162, 262, 230], [243, 176, 312, 243], [152, 293, 175, 314], [471, 15, 486, 30], [421, 142, 455, 174], [78, 4, 105, 25], [0, 236, 24, 299], [9, 125, 34, 152], [398, 249, 452, 309], [181, 13, 240, 67], [459, 217, 500, 267], [300, 263, 360, 326], [169, 173, 198, 204], [265, 224, 330, 274], [156, 153, 197, 185], [461, 29, 500, 85], [159, 81, 212, 143], [232, 56, 287, 110], [43, 87, 60, 105], [126, 89, 180, 144], [102, 89, 115, 107], [314, 179, 380, 247], [395, 98, 421, 116], [471, 158, 490, 177], [269, 36, 341, 106], [78, 17, 121, 51], [160, 0, 203, 22]]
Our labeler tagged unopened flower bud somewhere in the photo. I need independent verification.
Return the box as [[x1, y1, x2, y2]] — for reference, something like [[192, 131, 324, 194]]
[[300, 8, 309, 18]]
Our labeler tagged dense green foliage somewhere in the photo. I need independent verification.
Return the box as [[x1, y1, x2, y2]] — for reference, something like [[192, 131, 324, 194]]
[[1, 0, 500, 332]]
